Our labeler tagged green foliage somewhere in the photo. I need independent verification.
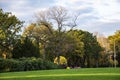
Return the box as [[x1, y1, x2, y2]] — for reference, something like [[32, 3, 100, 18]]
[[0, 57, 60, 72], [11, 60, 24, 71], [66, 30, 102, 68], [0, 58, 24, 72], [66, 30, 84, 67], [23, 22, 53, 60], [12, 37, 40, 58], [0, 58, 10, 72], [81, 31, 102, 67], [0, 9, 23, 58], [0, 7, 115, 69], [108, 30, 120, 66]]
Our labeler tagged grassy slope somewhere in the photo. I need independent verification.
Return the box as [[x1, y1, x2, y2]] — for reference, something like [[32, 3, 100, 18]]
[[0, 68, 120, 80]]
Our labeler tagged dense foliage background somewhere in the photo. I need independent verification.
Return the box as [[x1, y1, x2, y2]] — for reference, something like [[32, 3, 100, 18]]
[[0, 7, 120, 72]]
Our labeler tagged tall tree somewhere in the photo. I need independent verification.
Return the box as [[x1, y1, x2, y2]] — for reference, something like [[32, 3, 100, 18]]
[[108, 30, 120, 67], [36, 6, 79, 64], [0, 9, 23, 58], [81, 31, 102, 67], [65, 30, 102, 67], [23, 22, 53, 60], [94, 32, 111, 67], [66, 30, 84, 67]]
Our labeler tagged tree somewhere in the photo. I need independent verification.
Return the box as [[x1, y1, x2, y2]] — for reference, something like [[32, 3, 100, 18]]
[[66, 30, 84, 67], [108, 30, 120, 67], [82, 31, 102, 67], [94, 32, 111, 67], [36, 6, 79, 64], [46, 30, 75, 62], [12, 37, 40, 58], [0, 9, 23, 58], [65, 30, 102, 68], [23, 22, 53, 60], [36, 6, 79, 30]]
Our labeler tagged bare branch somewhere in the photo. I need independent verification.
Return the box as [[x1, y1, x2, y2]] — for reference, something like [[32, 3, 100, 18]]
[[35, 10, 49, 22], [67, 12, 80, 30], [35, 6, 80, 32]]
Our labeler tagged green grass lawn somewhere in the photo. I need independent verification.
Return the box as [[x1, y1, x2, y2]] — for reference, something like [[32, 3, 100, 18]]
[[0, 68, 120, 80]]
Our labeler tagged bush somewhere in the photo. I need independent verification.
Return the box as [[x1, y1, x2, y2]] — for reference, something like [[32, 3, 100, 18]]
[[0, 58, 25, 72], [44, 60, 59, 69], [0, 58, 15, 72], [0, 58, 9, 72], [54, 56, 67, 68], [54, 56, 67, 65], [0, 57, 61, 72], [10, 59, 25, 71]]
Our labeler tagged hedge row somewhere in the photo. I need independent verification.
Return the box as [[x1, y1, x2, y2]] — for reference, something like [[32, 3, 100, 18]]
[[0, 57, 62, 72]]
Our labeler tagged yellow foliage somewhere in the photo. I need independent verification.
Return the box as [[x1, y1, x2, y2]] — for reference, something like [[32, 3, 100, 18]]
[[2, 53, 6, 59], [0, 29, 5, 39], [66, 67, 70, 69], [54, 56, 67, 65]]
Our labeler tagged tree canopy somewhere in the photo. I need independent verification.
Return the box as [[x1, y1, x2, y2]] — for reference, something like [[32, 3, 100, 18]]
[[0, 7, 119, 68], [108, 30, 120, 66], [0, 9, 23, 58]]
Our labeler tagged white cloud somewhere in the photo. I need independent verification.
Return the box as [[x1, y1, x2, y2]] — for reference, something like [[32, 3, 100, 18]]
[[91, 0, 120, 22], [55, 0, 120, 36], [0, 0, 120, 36], [55, 0, 120, 21]]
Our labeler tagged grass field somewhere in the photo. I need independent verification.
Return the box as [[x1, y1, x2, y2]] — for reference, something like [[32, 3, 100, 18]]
[[0, 68, 120, 80]]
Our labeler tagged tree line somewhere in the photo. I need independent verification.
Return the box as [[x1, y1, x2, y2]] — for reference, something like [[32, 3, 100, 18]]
[[0, 6, 120, 69]]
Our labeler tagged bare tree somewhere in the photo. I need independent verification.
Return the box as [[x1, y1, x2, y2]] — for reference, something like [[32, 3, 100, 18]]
[[35, 6, 80, 64], [36, 6, 79, 31]]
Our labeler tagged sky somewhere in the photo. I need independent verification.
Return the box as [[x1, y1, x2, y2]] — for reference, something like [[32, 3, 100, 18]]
[[0, 0, 120, 37]]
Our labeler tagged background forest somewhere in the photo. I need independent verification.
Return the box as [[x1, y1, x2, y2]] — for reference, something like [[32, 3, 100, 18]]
[[0, 7, 120, 72]]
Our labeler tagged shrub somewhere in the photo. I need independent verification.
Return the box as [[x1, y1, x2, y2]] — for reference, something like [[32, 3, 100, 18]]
[[0, 57, 61, 72], [54, 56, 67, 65], [0, 58, 8, 72], [54, 56, 67, 68], [0, 58, 13, 72], [66, 67, 71, 69], [10, 59, 25, 71], [44, 60, 58, 69]]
